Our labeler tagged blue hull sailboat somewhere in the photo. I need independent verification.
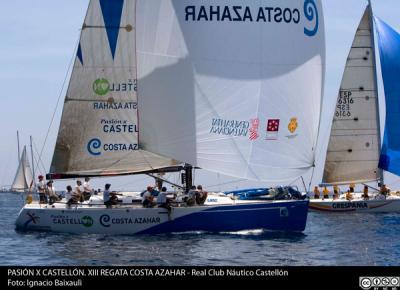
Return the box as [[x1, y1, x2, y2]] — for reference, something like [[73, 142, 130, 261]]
[[16, 0, 326, 234]]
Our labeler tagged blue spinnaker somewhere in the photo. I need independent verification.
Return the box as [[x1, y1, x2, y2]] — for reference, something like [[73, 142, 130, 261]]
[[375, 17, 400, 176]]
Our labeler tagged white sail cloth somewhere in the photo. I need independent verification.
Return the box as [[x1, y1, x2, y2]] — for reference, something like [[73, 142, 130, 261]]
[[50, 0, 325, 182], [323, 7, 381, 184], [137, 0, 325, 181], [11, 147, 34, 191]]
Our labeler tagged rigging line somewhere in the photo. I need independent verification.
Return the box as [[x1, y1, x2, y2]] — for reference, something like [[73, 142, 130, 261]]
[[308, 166, 316, 193], [206, 178, 246, 189], [37, 37, 80, 173], [33, 141, 47, 175]]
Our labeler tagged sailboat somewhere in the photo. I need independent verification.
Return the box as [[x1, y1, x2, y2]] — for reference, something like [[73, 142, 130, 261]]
[[16, 0, 325, 234], [309, 2, 400, 212], [11, 146, 34, 193]]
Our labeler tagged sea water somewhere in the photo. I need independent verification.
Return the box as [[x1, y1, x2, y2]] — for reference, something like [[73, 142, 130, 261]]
[[0, 192, 399, 266]]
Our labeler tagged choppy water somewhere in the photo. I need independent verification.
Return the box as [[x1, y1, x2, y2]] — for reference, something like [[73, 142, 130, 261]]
[[1, 192, 399, 266]]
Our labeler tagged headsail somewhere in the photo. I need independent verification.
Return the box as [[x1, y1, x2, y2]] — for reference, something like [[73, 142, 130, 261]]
[[323, 6, 381, 185], [49, 0, 325, 181], [11, 147, 34, 191], [375, 17, 400, 176], [49, 0, 179, 178], [137, 0, 325, 181]]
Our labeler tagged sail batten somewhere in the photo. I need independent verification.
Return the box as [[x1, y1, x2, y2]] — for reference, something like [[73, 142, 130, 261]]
[[323, 7, 381, 184]]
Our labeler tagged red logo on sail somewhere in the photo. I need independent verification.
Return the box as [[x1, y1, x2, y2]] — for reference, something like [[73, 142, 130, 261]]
[[249, 118, 260, 141], [266, 119, 280, 140]]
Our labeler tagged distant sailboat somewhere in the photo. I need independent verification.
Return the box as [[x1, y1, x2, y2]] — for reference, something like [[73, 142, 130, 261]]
[[16, 0, 325, 234], [310, 2, 400, 212], [11, 146, 34, 193]]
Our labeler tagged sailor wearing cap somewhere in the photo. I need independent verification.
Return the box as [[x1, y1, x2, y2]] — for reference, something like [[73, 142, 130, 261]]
[[37, 175, 47, 204]]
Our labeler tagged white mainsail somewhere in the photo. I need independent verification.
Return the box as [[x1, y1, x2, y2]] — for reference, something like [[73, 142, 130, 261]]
[[11, 147, 34, 191], [50, 0, 179, 177], [50, 0, 325, 182], [323, 6, 381, 185]]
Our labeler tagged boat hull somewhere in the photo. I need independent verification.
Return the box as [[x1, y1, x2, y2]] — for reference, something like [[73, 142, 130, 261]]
[[15, 200, 309, 234], [309, 197, 400, 213]]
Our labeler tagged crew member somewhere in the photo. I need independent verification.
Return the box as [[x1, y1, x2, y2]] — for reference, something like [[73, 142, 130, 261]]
[[322, 186, 329, 200], [313, 186, 320, 199]]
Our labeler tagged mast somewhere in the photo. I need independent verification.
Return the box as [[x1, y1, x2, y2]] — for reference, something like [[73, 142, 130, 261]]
[[368, 0, 384, 186], [16, 131, 20, 163], [30, 136, 35, 188], [184, 165, 193, 193]]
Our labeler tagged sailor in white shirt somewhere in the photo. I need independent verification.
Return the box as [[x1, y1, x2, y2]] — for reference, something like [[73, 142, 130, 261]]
[[83, 177, 92, 201], [37, 175, 47, 203], [74, 180, 83, 202]]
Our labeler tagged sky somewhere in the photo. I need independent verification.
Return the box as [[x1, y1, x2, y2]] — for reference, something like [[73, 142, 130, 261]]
[[0, 0, 399, 192]]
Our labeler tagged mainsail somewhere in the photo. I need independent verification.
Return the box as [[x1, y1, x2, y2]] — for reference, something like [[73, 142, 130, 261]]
[[11, 147, 34, 191], [376, 17, 400, 177], [49, 0, 180, 178], [323, 6, 381, 185], [49, 0, 325, 182]]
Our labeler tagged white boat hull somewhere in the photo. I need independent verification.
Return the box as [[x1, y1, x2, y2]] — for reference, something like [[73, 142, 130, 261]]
[[15, 199, 309, 234], [309, 195, 400, 213]]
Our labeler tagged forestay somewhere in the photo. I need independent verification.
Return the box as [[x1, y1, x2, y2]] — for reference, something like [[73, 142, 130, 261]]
[[323, 7, 381, 185], [137, 0, 325, 181]]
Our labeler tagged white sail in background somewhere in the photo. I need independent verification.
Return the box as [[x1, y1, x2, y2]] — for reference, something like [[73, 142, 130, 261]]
[[323, 7, 381, 185], [137, 0, 325, 181], [50, 0, 179, 177], [11, 147, 34, 191]]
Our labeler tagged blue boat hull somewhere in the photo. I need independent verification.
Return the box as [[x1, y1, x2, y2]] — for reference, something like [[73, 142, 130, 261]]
[[16, 200, 309, 234]]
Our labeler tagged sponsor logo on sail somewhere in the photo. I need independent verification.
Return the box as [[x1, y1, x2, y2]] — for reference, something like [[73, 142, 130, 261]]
[[93, 102, 137, 110], [99, 214, 161, 227], [184, 0, 319, 37], [101, 119, 138, 133], [87, 138, 139, 156], [209, 118, 259, 142], [87, 138, 102, 156], [92, 78, 136, 96], [266, 119, 280, 140], [93, 78, 110, 96], [209, 118, 249, 138], [249, 118, 260, 140], [303, 0, 319, 36], [286, 117, 298, 139]]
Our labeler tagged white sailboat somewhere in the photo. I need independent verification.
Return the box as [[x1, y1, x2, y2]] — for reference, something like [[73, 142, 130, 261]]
[[310, 2, 400, 212], [16, 0, 325, 234], [11, 146, 34, 193]]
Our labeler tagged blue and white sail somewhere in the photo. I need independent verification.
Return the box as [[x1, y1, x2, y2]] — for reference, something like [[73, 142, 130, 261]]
[[376, 17, 400, 177], [323, 6, 381, 185], [49, 0, 325, 182]]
